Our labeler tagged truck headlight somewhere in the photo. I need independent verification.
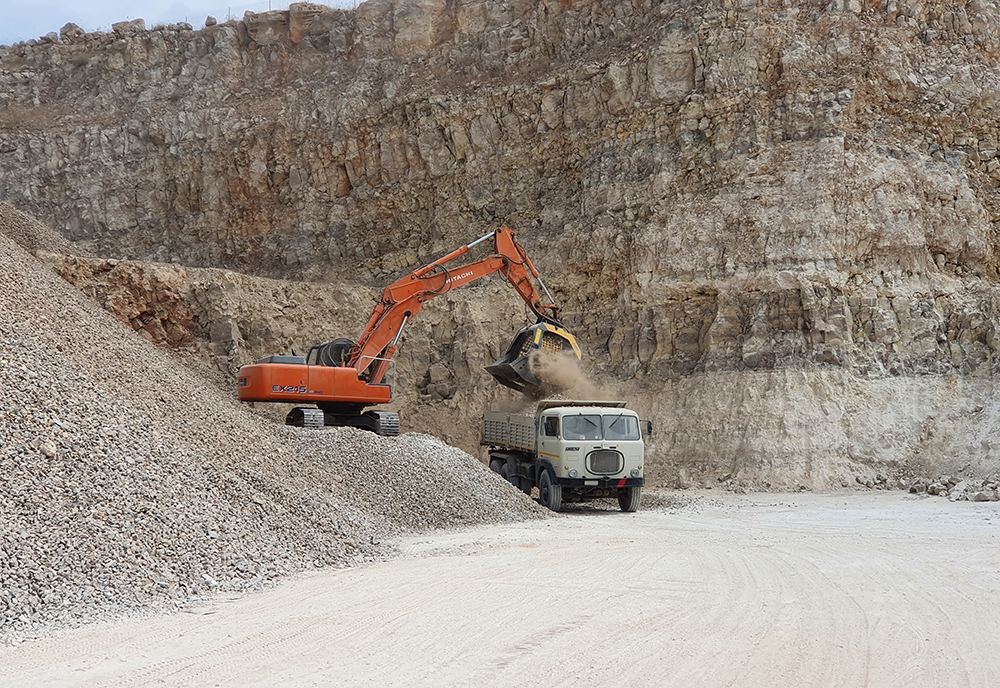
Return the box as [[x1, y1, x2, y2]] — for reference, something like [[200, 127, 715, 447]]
[[569, 469, 578, 478], [631, 468, 640, 477]]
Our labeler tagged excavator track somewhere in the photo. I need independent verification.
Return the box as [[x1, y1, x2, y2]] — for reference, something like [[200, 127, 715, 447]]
[[285, 407, 400, 436], [369, 411, 401, 436], [286, 407, 325, 429]]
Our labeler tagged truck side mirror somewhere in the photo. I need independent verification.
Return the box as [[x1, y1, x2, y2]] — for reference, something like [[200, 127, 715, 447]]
[[643, 420, 653, 437]]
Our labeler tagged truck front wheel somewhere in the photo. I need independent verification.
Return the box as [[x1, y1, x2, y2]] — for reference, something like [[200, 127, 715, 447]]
[[538, 470, 562, 512], [618, 486, 642, 513]]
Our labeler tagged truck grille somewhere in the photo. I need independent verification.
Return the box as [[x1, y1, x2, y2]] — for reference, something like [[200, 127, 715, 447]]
[[588, 450, 623, 475]]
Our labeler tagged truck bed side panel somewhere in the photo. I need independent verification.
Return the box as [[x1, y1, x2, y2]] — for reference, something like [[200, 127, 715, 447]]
[[482, 412, 536, 454]]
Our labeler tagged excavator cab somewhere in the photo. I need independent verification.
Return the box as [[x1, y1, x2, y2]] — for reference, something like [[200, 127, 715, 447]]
[[486, 321, 583, 396]]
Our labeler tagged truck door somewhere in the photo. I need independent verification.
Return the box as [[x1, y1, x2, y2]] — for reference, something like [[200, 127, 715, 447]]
[[540, 415, 559, 452]]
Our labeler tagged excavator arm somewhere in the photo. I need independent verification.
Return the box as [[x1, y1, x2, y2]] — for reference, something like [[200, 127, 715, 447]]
[[347, 226, 561, 384]]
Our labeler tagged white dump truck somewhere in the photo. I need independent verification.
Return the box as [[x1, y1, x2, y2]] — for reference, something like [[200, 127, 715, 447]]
[[482, 400, 648, 512]]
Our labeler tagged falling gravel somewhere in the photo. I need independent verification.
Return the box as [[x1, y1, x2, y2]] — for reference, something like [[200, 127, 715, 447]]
[[0, 213, 543, 644]]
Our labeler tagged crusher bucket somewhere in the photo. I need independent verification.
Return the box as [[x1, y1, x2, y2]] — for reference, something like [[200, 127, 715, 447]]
[[486, 321, 582, 395]]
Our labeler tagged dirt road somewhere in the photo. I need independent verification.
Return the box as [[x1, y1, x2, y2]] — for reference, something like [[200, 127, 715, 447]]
[[2, 492, 999, 687]]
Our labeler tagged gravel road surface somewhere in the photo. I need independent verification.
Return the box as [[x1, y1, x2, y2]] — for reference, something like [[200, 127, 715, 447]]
[[2, 492, 998, 687]]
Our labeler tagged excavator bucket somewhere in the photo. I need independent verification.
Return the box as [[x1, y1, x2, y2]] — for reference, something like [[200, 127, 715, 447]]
[[486, 322, 583, 395]]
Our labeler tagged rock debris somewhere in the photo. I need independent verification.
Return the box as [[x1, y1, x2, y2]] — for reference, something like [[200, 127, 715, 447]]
[[907, 476, 1000, 502]]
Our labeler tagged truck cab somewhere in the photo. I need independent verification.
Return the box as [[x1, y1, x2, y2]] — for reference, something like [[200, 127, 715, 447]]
[[482, 401, 647, 512]]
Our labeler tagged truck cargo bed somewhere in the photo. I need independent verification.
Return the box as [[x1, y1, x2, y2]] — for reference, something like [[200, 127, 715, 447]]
[[482, 412, 535, 453]]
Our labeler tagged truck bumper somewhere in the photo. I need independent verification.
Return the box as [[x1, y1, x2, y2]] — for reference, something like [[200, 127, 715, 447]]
[[555, 476, 645, 489]]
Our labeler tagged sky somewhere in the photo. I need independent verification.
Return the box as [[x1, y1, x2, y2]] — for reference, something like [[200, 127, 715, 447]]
[[1, 0, 355, 46]]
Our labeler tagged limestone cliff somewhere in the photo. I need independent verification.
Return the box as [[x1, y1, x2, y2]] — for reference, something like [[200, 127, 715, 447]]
[[4, 0, 1000, 489]]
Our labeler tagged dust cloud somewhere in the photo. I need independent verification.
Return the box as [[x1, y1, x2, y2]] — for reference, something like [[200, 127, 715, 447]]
[[529, 351, 604, 400]]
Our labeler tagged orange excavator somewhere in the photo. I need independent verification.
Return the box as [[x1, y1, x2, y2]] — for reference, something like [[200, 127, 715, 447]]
[[237, 226, 581, 435]]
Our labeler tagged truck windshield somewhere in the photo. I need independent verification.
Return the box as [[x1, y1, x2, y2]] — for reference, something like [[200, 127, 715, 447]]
[[562, 414, 603, 441], [603, 414, 641, 441]]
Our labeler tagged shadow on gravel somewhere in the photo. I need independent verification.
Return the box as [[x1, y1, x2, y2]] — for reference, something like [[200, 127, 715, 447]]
[[542, 491, 693, 515]]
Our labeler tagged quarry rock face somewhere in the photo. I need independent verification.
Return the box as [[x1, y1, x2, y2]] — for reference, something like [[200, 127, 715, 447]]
[[4, 0, 1000, 488]]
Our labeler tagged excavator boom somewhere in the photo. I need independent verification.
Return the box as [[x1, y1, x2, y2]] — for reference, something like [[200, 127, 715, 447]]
[[347, 227, 563, 384]]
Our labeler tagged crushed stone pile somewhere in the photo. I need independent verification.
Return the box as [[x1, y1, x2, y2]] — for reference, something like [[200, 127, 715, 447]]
[[0, 223, 543, 644], [0, 202, 82, 257]]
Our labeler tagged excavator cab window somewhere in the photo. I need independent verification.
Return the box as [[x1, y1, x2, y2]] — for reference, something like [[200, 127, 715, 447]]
[[543, 416, 560, 438]]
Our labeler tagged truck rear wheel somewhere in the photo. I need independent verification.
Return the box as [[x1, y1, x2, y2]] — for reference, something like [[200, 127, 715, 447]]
[[499, 463, 518, 487], [618, 486, 642, 513], [538, 470, 562, 512], [489, 459, 503, 474]]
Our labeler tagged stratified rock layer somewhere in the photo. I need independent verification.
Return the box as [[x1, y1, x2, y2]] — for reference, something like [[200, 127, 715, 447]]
[[4, 0, 1000, 488]]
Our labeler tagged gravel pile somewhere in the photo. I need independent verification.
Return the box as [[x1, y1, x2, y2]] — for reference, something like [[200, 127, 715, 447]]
[[0, 222, 542, 644], [0, 202, 81, 257]]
